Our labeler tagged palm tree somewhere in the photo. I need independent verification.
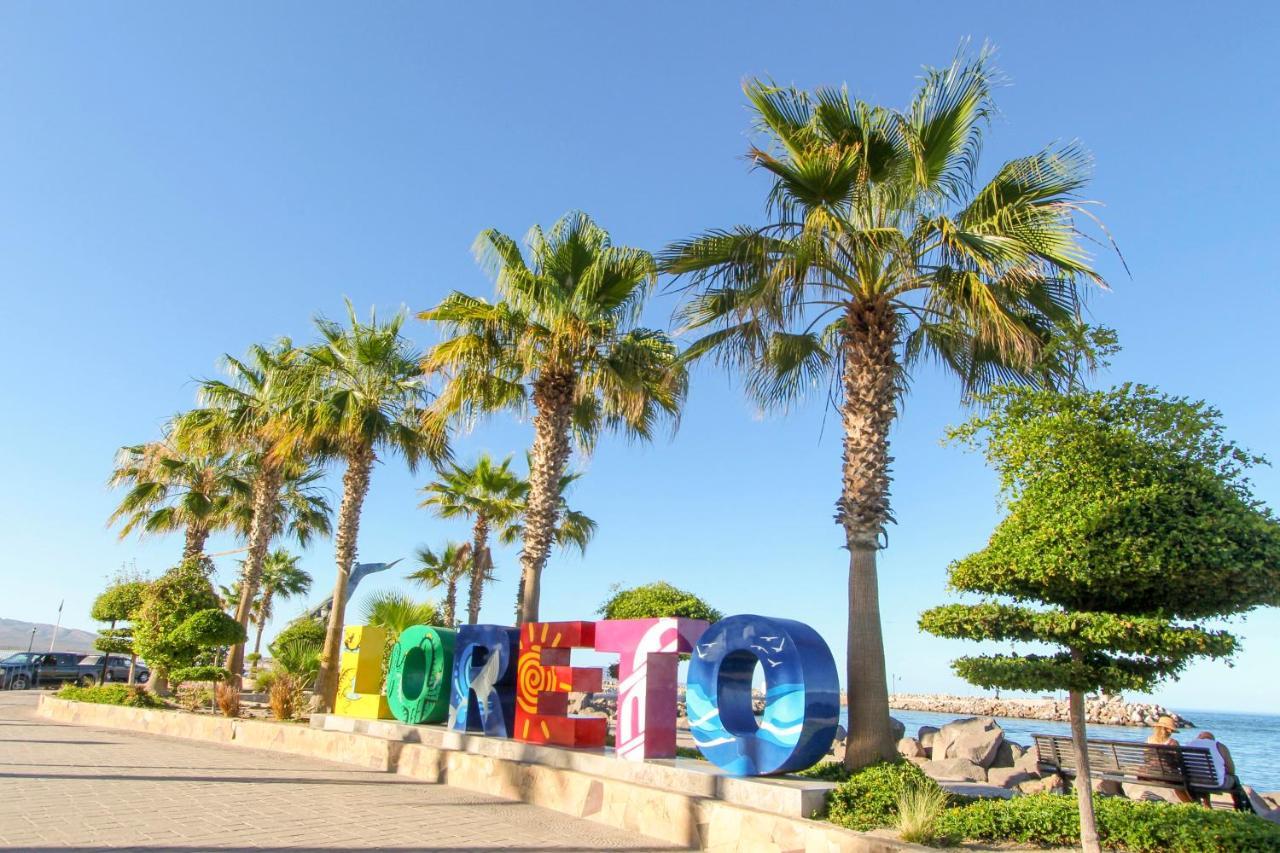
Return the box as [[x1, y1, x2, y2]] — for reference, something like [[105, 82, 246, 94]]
[[422, 212, 685, 622], [292, 303, 451, 713], [251, 549, 312, 658], [359, 591, 441, 640], [661, 53, 1108, 769], [108, 429, 247, 560], [184, 341, 329, 686], [504, 469, 597, 618], [419, 454, 523, 623], [407, 543, 472, 627]]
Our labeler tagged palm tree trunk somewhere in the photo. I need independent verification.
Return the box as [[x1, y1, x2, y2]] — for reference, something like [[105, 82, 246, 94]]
[[467, 516, 490, 624], [517, 373, 575, 623], [1069, 655, 1101, 853], [182, 526, 210, 561], [227, 468, 282, 687], [312, 446, 375, 713], [838, 302, 898, 769], [443, 581, 457, 627], [253, 587, 275, 658], [127, 652, 137, 685]]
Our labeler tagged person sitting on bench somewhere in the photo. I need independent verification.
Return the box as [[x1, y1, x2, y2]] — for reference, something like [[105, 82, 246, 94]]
[[1193, 731, 1235, 789]]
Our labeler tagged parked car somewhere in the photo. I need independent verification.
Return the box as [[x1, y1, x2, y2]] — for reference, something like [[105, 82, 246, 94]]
[[0, 652, 42, 689], [77, 654, 149, 685]]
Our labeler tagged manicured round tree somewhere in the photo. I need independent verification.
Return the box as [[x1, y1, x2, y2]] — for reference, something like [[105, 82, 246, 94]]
[[90, 580, 149, 684], [598, 581, 723, 623], [132, 558, 247, 695], [920, 384, 1280, 853]]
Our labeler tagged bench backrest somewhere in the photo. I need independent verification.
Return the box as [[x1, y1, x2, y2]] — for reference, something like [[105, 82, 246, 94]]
[[1032, 734, 1220, 789]]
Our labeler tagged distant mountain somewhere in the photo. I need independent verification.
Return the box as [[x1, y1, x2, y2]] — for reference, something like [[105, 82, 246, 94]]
[[0, 618, 100, 654]]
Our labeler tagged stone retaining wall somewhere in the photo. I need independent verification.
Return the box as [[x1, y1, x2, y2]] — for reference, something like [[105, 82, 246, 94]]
[[890, 693, 1192, 728], [37, 696, 925, 852]]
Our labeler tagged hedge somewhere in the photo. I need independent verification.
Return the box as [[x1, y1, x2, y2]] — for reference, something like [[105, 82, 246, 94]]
[[56, 683, 166, 709]]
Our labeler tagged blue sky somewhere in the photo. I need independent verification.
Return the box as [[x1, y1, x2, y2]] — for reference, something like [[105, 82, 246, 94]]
[[2, 3, 1278, 713]]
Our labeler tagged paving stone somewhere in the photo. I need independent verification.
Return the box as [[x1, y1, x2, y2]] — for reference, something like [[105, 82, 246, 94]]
[[0, 691, 673, 850]]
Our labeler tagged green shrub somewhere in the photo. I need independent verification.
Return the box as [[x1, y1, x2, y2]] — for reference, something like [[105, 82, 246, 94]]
[[56, 683, 165, 709], [797, 761, 852, 782], [269, 618, 326, 658], [937, 794, 1280, 853], [253, 667, 279, 693], [170, 665, 229, 684], [824, 761, 943, 831]]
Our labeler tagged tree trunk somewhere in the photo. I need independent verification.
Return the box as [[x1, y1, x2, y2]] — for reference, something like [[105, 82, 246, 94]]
[[311, 446, 375, 713], [1069, 681, 1101, 853], [467, 515, 490, 624], [226, 468, 282, 688], [100, 620, 115, 683], [517, 372, 575, 624], [182, 526, 210, 562], [147, 667, 169, 696], [514, 572, 525, 622], [837, 301, 899, 769], [443, 581, 457, 627], [253, 587, 275, 658], [127, 652, 137, 686]]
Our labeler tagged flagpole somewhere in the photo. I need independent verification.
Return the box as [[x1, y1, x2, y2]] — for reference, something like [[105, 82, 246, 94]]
[[48, 600, 63, 652]]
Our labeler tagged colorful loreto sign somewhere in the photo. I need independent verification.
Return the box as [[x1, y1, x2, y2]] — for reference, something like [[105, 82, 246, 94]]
[[334, 613, 840, 777]]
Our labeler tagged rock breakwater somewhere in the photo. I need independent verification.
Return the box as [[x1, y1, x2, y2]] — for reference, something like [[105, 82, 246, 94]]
[[889, 693, 1193, 728]]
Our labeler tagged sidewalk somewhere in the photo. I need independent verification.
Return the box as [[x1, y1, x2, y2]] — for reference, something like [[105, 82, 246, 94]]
[[0, 691, 674, 851]]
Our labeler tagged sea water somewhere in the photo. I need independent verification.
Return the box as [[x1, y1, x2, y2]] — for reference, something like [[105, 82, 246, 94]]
[[838, 707, 1280, 792]]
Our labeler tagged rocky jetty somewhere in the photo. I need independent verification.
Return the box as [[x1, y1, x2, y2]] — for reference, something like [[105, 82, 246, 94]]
[[889, 693, 1193, 728]]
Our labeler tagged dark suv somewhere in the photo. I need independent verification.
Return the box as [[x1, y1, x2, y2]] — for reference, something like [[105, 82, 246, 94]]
[[78, 654, 149, 685]]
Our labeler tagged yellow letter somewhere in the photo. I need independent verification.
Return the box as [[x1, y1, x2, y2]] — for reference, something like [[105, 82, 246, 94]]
[[334, 625, 392, 719]]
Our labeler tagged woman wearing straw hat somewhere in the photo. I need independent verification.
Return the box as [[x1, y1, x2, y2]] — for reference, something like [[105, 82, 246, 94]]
[[1147, 715, 1181, 747]]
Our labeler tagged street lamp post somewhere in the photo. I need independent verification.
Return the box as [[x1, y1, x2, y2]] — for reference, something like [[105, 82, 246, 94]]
[[26, 628, 36, 653]]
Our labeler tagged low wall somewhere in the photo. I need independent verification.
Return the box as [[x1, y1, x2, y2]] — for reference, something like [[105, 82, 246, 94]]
[[38, 696, 923, 852]]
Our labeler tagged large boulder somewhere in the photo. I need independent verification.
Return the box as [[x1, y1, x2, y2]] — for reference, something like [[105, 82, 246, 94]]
[[1018, 775, 1066, 796], [988, 767, 1037, 789], [922, 758, 987, 783], [890, 716, 906, 741], [1013, 750, 1042, 775], [897, 737, 925, 759], [935, 717, 1004, 768], [918, 725, 939, 757], [991, 740, 1027, 768]]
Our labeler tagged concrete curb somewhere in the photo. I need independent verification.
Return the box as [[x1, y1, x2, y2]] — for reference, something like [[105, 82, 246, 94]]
[[37, 695, 927, 851]]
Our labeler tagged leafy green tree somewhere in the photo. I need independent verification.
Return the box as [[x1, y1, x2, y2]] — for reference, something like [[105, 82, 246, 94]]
[[132, 558, 248, 695], [408, 542, 473, 627], [250, 550, 312, 659], [108, 430, 248, 560], [419, 454, 523, 623], [920, 384, 1280, 853], [598, 581, 722, 623], [290, 303, 451, 713], [90, 580, 149, 684], [184, 340, 333, 687], [662, 52, 1109, 768], [421, 212, 686, 623], [268, 616, 327, 659]]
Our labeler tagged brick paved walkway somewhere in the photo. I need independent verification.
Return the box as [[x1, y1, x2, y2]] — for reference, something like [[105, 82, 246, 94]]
[[0, 691, 674, 851]]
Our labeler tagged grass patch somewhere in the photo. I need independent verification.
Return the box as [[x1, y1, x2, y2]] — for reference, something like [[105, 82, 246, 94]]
[[824, 760, 945, 831], [56, 683, 166, 708], [897, 779, 952, 846]]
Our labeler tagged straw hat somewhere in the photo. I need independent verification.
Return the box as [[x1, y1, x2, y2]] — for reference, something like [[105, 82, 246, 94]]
[[1155, 715, 1178, 730]]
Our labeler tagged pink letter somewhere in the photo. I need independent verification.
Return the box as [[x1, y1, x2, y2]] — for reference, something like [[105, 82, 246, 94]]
[[594, 618, 708, 761]]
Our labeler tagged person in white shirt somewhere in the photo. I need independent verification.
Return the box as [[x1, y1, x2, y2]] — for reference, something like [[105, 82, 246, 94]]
[[1192, 731, 1235, 788]]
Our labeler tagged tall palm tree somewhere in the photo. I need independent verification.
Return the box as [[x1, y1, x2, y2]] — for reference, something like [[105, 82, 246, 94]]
[[407, 543, 472, 627], [422, 212, 686, 622], [251, 549, 312, 658], [503, 469, 597, 618], [185, 340, 330, 686], [291, 303, 451, 713], [419, 454, 523, 623], [661, 53, 1108, 769], [108, 429, 247, 560]]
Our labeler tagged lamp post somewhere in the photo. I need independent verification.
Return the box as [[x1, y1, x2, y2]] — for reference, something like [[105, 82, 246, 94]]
[[26, 627, 36, 653]]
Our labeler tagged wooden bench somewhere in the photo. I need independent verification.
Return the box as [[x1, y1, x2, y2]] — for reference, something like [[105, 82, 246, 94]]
[[1032, 734, 1253, 812]]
